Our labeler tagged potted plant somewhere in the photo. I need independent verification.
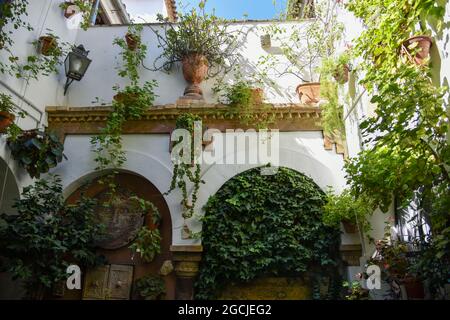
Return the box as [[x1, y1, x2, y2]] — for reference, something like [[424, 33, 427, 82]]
[[7, 129, 66, 178], [134, 275, 166, 300], [37, 34, 58, 56], [0, 93, 15, 133], [59, 0, 92, 29], [322, 189, 375, 235], [264, 1, 343, 104], [150, 1, 239, 99], [401, 35, 433, 65]]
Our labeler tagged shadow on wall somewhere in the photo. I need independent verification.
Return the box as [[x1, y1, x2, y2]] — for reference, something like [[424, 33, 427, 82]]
[[200, 24, 299, 104]]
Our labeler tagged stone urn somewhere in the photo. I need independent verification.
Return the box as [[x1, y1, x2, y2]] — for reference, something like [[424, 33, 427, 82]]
[[181, 53, 209, 100], [296, 82, 321, 104]]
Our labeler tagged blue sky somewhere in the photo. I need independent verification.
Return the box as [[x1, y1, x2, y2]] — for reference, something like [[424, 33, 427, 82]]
[[179, 0, 289, 20]]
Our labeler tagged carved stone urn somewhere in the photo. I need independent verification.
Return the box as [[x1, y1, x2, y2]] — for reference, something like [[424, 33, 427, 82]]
[[181, 53, 209, 100]]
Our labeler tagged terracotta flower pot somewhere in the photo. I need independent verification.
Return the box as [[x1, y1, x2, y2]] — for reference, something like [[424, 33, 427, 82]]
[[39, 36, 57, 56], [296, 82, 321, 104], [342, 220, 358, 233], [0, 111, 15, 133], [251, 88, 264, 105], [181, 53, 209, 100], [125, 33, 140, 51], [402, 35, 433, 65], [62, 2, 77, 19], [403, 277, 424, 299], [333, 64, 349, 84]]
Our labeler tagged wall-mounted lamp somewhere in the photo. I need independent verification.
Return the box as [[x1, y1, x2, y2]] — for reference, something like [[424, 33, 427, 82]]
[[64, 45, 92, 95]]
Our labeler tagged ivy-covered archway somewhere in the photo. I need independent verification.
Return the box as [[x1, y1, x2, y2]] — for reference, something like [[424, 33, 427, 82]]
[[195, 166, 342, 299]]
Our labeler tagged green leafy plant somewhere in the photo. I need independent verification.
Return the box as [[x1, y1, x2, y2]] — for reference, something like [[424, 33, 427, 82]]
[[166, 113, 205, 220], [262, 1, 343, 83], [195, 166, 341, 299], [129, 227, 162, 263], [0, 92, 16, 114], [91, 24, 157, 201], [345, 0, 448, 298], [343, 281, 369, 300], [0, 175, 104, 299], [113, 24, 146, 84], [7, 129, 66, 178], [149, 0, 240, 77], [128, 197, 162, 263], [2, 30, 71, 81], [59, 0, 93, 30], [322, 189, 375, 236], [134, 275, 166, 300], [0, 0, 32, 52]]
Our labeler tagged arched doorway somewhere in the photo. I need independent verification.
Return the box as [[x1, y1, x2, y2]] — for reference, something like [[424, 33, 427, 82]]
[[196, 166, 342, 300], [63, 171, 175, 300], [0, 157, 24, 300]]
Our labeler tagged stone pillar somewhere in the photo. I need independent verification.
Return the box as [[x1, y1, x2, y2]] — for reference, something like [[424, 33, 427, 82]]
[[171, 245, 203, 300]]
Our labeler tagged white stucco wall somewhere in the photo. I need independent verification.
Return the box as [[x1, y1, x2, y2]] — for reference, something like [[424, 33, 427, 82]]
[[122, 0, 167, 22], [50, 131, 353, 245]]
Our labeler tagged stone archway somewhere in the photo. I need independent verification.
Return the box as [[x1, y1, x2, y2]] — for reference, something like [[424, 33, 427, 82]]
[[195, 166, 342, 300], [0, 157, 24, 300], [63, 171, 175, 300]]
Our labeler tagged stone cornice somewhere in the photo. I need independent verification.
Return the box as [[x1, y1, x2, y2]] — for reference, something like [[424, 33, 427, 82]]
[[46, 103, 324, 141]]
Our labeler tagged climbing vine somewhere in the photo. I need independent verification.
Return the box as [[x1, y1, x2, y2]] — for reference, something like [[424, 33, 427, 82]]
[[345, 0, 449, 297], [166, 113, 205, 220], [195, 166, 342, 299], [90, 24, 157, 200]]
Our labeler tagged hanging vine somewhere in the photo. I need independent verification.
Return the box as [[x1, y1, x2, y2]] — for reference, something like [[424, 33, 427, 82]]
[[166, 113, 205, 220]]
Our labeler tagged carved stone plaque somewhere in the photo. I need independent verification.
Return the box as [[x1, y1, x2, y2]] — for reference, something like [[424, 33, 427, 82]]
[[94, 188, 145, 249]]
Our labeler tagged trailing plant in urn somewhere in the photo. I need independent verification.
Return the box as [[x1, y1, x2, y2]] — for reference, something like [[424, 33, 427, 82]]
[[149, 0, 240, 99]]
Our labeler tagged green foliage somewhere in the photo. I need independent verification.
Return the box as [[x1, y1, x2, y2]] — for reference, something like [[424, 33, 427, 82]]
[[2, 30, 70, 81], [0, 175, 104, 298], [59, 0, 93, 30], [151, 0, 239, 77], [91, 24, 157, 196], [323, 189, 375, 235], [195, 166, 341, 299], [113, 24, 146, 85], [0, 93, 16, 113], [134, 275, 166, 300], [166, 113, 204, 219], [320, 80, 346, 140], [0, 0, 32, 52], [7, 129, 66, 178], [129, 227, 161, 263], [345, 1, 449, 297], [343, 281, 369, 300], [262, 1, 343, 82]]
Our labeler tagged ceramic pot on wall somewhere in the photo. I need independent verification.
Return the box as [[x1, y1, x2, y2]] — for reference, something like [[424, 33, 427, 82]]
[[181, 53, 209, 100]]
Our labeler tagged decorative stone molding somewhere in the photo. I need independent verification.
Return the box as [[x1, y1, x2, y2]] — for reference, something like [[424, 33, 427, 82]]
[[340, 244, 363, 267], [46, 103, 322, 140]]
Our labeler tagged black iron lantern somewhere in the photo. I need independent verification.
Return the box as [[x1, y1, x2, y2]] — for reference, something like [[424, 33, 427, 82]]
[[64, 45, 92, 95]]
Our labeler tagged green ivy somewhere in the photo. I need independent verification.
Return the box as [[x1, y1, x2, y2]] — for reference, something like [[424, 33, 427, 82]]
[[166, 113, 204, 219], [195, 166, 342, 299], [0, 175, 104, 299]]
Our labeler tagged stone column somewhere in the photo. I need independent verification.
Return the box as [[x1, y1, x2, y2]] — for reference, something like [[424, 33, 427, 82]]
[[171, 245, 203, 300]]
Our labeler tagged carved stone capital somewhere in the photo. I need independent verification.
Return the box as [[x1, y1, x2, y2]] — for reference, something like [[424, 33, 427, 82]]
[[340, 244, 363, 266]]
